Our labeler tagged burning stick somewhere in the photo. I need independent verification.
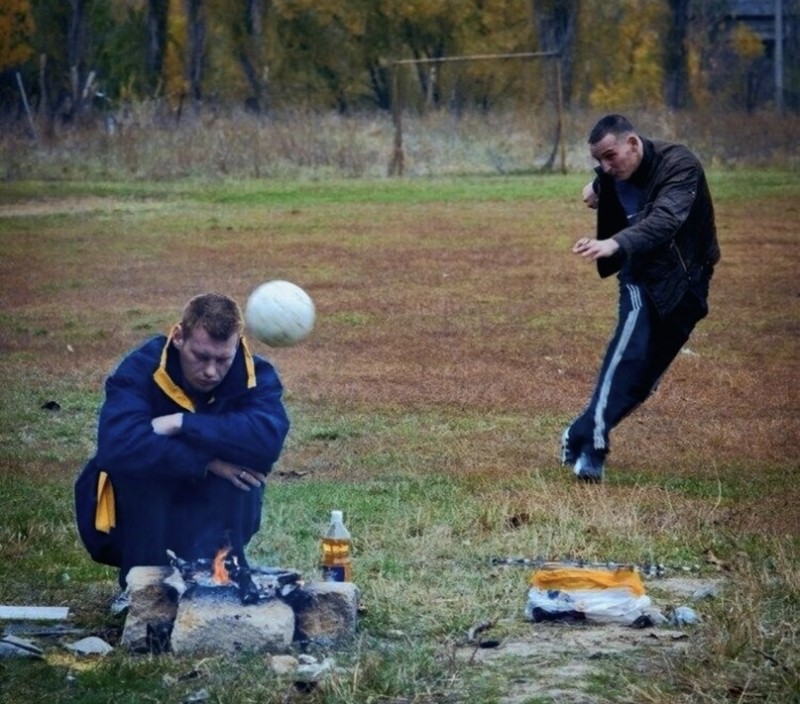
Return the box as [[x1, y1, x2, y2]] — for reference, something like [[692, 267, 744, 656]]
[[167, 548, 301, 606]]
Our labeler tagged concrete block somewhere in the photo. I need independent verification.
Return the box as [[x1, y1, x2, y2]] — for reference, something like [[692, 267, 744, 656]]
[[170, 585, 294, 655], [292, 581, 360, 644], [121, 566, 180, 653]]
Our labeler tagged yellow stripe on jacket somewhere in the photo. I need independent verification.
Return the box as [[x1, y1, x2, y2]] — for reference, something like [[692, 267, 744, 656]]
[[95, 471, 116, 533]]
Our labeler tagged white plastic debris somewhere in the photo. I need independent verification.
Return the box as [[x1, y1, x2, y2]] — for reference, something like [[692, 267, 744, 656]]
[[526, 586, 652, 625], [295, 656, 336, 682], [0, 635, 44, 659], [65, 636, 114, 656]]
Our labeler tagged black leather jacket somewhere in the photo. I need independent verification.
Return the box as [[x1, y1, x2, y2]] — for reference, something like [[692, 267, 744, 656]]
[[594, 138, 720, 318]]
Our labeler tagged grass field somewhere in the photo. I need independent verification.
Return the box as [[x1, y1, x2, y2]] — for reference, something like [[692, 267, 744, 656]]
[[0, 172, 798, 703]]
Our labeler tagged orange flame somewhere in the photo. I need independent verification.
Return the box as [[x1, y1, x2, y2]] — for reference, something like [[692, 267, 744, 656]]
[[212, 546, 234, 585]]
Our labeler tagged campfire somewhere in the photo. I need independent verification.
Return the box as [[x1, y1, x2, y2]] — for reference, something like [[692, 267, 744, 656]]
[[120, 554, 360, 656], [166, 547, 301, 606]]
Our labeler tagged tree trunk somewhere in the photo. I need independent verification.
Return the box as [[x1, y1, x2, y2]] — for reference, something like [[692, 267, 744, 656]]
[[368, 61, 392, 111], [67, 0, 87, 116], [146, 0, 169, 94], [664, 0, 691, 109], [237, 0, 268, 112], [185, 0, 206, 105], [531, 0, 578, 108]]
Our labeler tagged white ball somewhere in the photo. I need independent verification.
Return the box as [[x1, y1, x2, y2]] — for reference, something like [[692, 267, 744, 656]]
[[244, 280, 315, 347]]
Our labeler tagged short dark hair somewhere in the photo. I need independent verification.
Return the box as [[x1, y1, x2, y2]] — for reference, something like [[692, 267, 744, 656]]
[[181, 293, 243, 341], [588, 114, 637, 145]]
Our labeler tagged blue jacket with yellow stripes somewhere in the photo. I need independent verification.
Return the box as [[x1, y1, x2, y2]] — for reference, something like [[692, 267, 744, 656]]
[[74, 331, 290, 566]]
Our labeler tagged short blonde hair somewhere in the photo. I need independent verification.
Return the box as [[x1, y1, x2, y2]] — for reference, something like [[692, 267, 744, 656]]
[[181, 293, 244, 341]]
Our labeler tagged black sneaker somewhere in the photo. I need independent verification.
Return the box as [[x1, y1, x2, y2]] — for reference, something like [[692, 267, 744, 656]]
[[573, 453, 604, 483], [560, 429, 578, 467]]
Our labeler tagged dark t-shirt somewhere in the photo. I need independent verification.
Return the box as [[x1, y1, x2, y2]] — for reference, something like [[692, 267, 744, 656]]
[[614, 179, 644, 283]]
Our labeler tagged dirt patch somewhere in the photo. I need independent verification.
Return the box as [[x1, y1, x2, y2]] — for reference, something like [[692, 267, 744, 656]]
[[455, 577, 722, 704]]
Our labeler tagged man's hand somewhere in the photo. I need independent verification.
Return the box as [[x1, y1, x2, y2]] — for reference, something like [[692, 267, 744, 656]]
[[582, 182, 599, 209], [206, 459, 267, 491], [572, 237, 620, 261], [152, 413, 183, 436]]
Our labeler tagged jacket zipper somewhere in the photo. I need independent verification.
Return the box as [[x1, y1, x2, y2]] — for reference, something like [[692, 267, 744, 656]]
[[671, 240, 689, 275]]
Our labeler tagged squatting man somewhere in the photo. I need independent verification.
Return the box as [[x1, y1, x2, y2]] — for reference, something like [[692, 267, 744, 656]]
[[562, 114, 721, 482], [75, 293, 290, 596]]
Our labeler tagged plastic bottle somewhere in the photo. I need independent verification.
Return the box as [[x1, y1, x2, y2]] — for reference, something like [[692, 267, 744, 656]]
[[320, 510, 353, 582]]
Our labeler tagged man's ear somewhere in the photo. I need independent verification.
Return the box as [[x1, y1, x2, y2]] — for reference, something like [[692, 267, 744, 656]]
[[172, 323, 185, 349]]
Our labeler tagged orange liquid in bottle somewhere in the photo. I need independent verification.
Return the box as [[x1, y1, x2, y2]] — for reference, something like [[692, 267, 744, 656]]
[[320, 510, 353, 582]]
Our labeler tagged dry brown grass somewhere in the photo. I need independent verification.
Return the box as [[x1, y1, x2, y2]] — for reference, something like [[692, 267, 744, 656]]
[[2, 190, 798, 502], [0, 174, 798, 702]]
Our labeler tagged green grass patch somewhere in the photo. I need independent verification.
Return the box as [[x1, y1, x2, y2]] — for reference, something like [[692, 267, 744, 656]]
[[0, 171, 798, 703]]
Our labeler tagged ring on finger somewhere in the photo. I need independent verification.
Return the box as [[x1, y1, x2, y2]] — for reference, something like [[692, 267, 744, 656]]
[[239, 470, 246, 480]]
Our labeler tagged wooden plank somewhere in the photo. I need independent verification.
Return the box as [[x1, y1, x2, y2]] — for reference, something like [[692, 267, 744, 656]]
[[0, 606, 70, 621]]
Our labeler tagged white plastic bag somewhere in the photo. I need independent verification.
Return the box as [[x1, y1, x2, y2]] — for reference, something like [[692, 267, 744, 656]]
[[525, 586, 652, 625]]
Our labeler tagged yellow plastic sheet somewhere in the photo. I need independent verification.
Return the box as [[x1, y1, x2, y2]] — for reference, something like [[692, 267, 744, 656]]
[[530, 566, 645, 596]]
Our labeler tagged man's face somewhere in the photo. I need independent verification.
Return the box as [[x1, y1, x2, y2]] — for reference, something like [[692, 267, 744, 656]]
[[590, 132, 642, 181], [172, 325, 239, 394]]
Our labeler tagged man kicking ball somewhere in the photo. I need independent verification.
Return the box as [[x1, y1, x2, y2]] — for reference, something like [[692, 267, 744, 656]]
[[563, 114, 720, 482]]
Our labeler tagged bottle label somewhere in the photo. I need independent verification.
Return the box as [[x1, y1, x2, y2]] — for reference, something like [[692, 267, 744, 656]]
[[321, 565, 349, 582], [321, 537, 352, 581]]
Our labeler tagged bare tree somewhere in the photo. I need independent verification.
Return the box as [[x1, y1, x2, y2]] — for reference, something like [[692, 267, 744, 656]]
[[66, 0, 88, 114], [530, 0, 578, 107], [146, 0, 169, 94], [236, 0, 269, 112], [185, 0, 205, 104], [664, 0, 691, 109]]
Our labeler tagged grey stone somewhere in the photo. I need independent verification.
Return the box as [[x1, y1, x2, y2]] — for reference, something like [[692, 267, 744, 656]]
[[121, 566, 181, 653], [669, 606, 700, 626], [170, 586, 294, 655], [293, 581, 360, 644], [268, 654, 299, 675]]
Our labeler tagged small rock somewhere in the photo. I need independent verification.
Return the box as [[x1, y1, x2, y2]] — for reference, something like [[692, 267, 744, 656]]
[[292, 581, 360, 644], [668, 606, 700, 626], [269, 654, 299, 675]]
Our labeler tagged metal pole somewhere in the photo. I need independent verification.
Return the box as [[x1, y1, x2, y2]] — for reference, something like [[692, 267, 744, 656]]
[[389, 64, 404, 176], [555, 57, 566, 174]]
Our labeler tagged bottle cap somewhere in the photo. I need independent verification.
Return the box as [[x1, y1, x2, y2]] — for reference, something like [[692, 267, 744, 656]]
[[331, 510, 344, 523]]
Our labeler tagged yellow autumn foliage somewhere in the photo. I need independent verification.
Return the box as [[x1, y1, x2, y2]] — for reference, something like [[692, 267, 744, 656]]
[[0, 0, 34, 71]]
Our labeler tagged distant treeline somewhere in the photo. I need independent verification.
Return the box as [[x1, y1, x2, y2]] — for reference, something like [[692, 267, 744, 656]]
[[1, 0, 798, 126]]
